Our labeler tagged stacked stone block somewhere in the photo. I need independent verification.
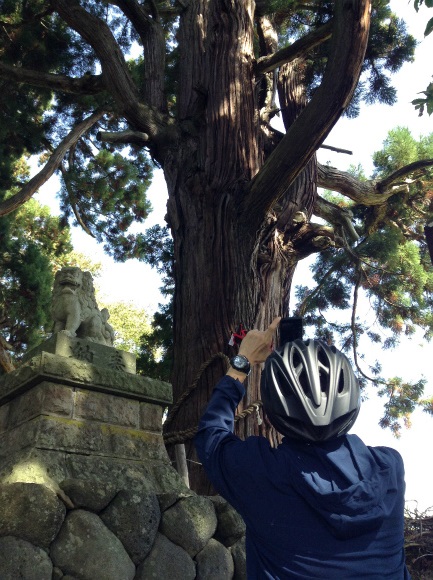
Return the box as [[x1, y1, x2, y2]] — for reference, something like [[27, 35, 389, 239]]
[[0, 333, 247, 579], [0, 481, 246, 580]]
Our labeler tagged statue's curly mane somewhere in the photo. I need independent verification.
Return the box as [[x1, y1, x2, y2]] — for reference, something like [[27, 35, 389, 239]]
[[51, 266, 113, 346], [79, 272, 99, 318], [53, 268, 99, 323]]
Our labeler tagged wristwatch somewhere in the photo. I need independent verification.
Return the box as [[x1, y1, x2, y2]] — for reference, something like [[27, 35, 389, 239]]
[[229, 354, 251, 375]]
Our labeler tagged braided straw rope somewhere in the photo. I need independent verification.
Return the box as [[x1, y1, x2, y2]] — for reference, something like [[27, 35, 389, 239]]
[[163, 352, 263, 445], [164, 352, 230, 429]]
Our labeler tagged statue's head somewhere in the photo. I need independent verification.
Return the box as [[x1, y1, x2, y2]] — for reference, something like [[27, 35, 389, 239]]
[[101, 308, 110, 322], [55, 267, 84, 288]]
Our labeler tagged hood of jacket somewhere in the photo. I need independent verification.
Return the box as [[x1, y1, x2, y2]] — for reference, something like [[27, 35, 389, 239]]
[[283, 434, 403, 539]]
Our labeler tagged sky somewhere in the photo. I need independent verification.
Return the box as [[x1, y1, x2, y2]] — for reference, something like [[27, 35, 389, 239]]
[[34, 0, 433, 510]]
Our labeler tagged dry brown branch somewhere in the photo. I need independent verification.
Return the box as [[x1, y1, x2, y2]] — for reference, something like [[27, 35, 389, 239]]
[[405, 506, 433, 579], [97, 130, 149, 145]]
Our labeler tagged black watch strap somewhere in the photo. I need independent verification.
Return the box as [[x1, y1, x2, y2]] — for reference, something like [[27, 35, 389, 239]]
[[229, 354, 251, 375]]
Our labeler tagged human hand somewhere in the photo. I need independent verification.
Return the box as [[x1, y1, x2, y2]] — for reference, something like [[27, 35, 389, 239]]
[[238, 317, 281, 365]]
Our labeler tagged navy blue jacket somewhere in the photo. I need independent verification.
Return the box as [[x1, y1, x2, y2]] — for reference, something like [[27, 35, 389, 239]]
[[195, 375, 410, 579]]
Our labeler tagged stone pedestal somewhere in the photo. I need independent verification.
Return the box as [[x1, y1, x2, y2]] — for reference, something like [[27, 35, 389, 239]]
[[21, 332, 137, 374], [0, 334, 185, 494]]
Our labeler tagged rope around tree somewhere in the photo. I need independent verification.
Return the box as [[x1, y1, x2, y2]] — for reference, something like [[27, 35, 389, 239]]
[[163, 352, 264, 445]]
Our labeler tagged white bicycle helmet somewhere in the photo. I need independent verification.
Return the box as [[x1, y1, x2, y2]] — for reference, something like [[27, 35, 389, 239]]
[[261, 339, 360, 442]]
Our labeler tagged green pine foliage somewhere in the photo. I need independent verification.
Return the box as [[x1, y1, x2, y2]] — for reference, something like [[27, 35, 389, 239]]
[[59, 144, 153, 260], [277, 0, 416, 116], [0, 2, 75, 190], [0, 1, 156, 261], [98, 299, 152, 357], [0, 193, 73, 358], [378, 377, 427, 435], [137, 301, 173, 382], [412, 0, 433, 115], [295, 128, 433, 433], [136, 226, 174, 381]]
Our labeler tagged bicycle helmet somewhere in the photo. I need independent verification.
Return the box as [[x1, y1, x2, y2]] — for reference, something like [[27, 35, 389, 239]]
[[261, 339, 360, 442]]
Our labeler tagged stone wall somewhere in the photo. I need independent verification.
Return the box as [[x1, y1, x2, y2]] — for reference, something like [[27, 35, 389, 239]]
[[0, 482, 246, 579], [0, 334, 247, 579]]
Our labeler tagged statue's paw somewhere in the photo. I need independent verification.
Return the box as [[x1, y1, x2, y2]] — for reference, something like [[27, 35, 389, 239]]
[[58, 329, 77, 338]]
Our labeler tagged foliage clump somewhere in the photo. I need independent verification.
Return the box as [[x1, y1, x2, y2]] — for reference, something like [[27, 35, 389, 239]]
[[0, 187, 72, 364], [294, 128, 433, 433], [412, 0, 433, 116]]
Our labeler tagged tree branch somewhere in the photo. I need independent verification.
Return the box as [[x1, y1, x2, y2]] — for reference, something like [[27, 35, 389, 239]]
[[378, 158, 433, 192], [314, 195, 359, 243], [256, 14, 279, 118], [106, 0, 179, 18], [317, 162, 393, 204], [255, 21, 333, 74], [0, 110, 105, 216], [52, 0, 167, 138], [106, 0, 167, 110], [317, 158, 433, 205], [96, 130, 149, 145], [107, 0, 159, 29], [59, 163, 95, 238], [350, 267, 380, 383], [0, 61, 105, 95], [321, 143, 352, 155], [244, 0, 371, 229], [261, 122, 354, 156]]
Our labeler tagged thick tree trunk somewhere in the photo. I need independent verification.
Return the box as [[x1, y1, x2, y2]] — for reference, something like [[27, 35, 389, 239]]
[[162, 0, 278, 492], [163, 167, 316, 492], [163, 1, 318, 493], [160, 0, 369, 493], [164, 184, 256, 492]]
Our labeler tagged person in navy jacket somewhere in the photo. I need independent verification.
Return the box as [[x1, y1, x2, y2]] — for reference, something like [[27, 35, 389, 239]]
[[194, 318, 410, 579]]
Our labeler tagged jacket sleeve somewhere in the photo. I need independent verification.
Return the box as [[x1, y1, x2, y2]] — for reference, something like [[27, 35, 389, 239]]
[[194, 375, 276, 510], [194, 375, 250, 497], [194, 374, 245, 466]]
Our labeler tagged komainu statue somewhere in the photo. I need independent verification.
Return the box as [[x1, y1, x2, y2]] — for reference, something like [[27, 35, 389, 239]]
[[51, 267, 114, 346]]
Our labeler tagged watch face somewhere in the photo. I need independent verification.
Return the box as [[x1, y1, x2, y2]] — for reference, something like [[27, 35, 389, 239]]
[[232, 355, 250, 371]]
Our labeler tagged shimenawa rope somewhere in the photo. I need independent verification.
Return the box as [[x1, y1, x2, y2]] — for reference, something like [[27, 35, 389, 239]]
[[163, 352, 263, 445]]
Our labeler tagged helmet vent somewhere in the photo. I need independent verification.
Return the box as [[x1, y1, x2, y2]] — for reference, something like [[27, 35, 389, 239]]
[[291, 348, 309, 395], [337, 368, 345, 393], [292, 350, 302, 370], [317, 346, 329, 367], [319, 369, 328, 393], [317, 346, 330, 393], [298, 369, 310, 396]]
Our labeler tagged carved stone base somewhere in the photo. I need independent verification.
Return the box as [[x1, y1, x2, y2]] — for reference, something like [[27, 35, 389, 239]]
[[22, 332, 137, 374], [0, 338, 185, 494]]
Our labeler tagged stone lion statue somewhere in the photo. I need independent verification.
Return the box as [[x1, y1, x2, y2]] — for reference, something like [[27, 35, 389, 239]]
[[51, 267, 114, 347]]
